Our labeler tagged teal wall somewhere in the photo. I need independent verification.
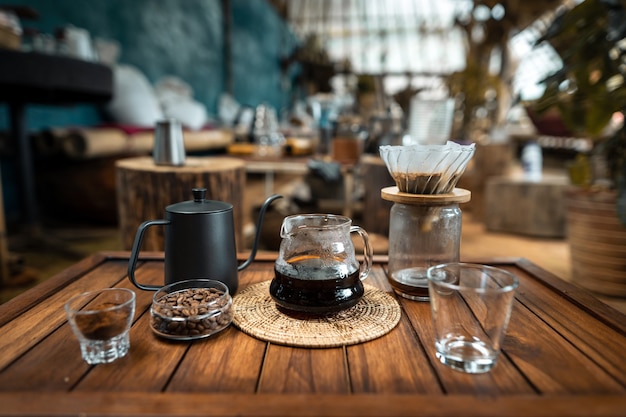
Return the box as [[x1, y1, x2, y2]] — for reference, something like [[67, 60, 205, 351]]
[[0, 0, 299, 128], [0, 0, 300, 222]]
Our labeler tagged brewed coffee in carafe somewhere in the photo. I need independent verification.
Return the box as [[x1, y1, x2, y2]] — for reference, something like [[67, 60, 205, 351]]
[[271, 214, 373, 314]]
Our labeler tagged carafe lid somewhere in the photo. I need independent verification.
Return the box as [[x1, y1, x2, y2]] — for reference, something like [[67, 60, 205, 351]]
[[165, 188, 232, 214]]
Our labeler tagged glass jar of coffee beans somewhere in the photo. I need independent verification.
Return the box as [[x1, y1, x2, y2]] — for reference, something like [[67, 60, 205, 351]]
[[150, 279, 233, 340]]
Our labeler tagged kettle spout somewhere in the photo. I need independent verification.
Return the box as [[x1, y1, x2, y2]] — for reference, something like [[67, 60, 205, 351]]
[[238, 194, 283, 271]]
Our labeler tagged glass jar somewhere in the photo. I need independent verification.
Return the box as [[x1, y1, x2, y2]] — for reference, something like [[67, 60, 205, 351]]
[[382, 187, 471, 301]]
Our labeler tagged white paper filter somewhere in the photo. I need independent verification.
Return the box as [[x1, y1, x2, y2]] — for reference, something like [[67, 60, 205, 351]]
[[379, 142, 475, 194]]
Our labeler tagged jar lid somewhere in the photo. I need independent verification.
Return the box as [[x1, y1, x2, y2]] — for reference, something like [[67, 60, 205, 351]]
[[381, 186, 471, 205]]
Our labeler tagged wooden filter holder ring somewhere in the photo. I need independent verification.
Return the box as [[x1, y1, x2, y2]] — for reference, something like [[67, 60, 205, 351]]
[[381, 186, 471, 205]]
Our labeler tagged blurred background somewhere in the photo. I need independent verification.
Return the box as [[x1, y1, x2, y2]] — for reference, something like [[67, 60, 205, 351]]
[[1, 0, 624, 310]]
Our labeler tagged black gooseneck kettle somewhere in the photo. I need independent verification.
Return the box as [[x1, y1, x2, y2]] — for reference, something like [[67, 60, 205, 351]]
[[128, 188, 281, 294]]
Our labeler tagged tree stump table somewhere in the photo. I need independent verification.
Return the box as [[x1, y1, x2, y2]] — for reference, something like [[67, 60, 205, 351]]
[[484, 175, 569, 238], [116, 156, 246, 251]]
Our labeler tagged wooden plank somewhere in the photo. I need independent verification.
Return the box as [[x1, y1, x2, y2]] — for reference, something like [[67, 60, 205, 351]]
[[167, 329, 266, 393], [1, 392, 626, 417], [260, 345, 349, 393], [511, 259, 626, 334], [403, 298, 535, 395], [505, 264, 626, 386], [348, 313, 442, 394], [0, 259, 129, 371], [504, 302, 625, 394], [0, 321, 90, 391], [460, 260, 626, 392], [347, 266, 442, 394], [0, 261, 152, 389], [75, 312, 190, 392], [0, 252, 109, 327]]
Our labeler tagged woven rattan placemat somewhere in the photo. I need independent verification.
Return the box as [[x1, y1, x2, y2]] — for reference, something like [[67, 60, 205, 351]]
[[232, 280, 401, 348]]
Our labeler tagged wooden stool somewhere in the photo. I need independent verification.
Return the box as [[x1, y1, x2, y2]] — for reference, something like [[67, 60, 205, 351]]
[[485, 175, 568, 237], [116, 156, 246, 251]]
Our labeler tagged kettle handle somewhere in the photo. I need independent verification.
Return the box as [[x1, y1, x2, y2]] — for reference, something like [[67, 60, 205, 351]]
[[128, 219, 170, 291], [350, 225, 373, 281], [238, 194, 282, 271]]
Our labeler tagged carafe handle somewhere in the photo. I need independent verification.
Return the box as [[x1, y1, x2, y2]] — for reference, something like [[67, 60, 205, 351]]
[[350, 225, 373, 280], [128, 219, 170, 291]]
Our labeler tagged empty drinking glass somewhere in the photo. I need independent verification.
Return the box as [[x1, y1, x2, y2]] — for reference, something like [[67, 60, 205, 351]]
[[427, 263, 518, 374]]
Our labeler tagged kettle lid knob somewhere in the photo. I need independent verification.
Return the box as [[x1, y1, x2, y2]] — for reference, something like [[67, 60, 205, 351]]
[[192, 188, 206, 202], [166, 187, 231, 214]]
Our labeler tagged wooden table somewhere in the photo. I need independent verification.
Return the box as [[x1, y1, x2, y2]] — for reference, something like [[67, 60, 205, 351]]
[[0, 252, 625, 416], [241, 154, 310, 197], [238, 155, 358, 218]]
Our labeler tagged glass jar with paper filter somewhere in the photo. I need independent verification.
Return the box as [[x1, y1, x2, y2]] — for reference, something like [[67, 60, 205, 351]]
[[379, 142, 475, 301]]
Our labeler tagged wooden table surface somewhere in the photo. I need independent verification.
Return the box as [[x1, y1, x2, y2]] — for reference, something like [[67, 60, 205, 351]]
[[0, 252, 625, 416]]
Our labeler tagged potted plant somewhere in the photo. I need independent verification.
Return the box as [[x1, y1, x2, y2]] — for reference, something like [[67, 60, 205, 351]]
[[530, 0, 626, 296]]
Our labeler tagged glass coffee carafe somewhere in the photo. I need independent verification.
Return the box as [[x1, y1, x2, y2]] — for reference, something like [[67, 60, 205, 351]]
[[271, 214, 373, 314]]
